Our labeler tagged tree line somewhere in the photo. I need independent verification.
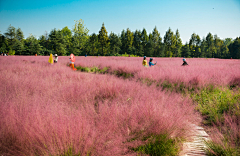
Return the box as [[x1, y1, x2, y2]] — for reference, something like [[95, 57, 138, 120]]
[[0, 19, 240, 58]]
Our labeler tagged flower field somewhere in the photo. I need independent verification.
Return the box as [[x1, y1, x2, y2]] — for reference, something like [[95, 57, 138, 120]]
[[0, 56, 239, 155]]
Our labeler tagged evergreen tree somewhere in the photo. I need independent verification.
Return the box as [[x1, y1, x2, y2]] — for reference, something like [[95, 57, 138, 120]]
[[24, 34, 40, 55], [16, 28, 24, 42], [56, 30, 66, 56], [133, 30, 142, 56], [214, 35, 223, 58], [229, 37, 240, 59], [48, 29, 58, 53], [145, 36, 154, 56], [48, 29, 66, 55], [206, 32, 214, 58], [221, 45, 229, 58], [125, 28, 134, 54], [14, 40, 24, 55], [141, 28, 148, 56], [4, 25, 16, 48], [181, 43, 191, 57], [85, 33, 98, 56], [98, 23, 109, 55], [200, 37, 207, 58], [0, 34, 8, 54], [189, 33, 197, 57], [174, 29, 182, 57], [38, 35, 48, 55], [109, 32, 121, 55], [151, 26, 162, 57], [164, 27, 175, 57], [120, 29, 126, 54], [159, 43, 165, 57]]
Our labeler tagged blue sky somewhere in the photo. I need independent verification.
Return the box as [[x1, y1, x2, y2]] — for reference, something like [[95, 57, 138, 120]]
[[0, 0, 240, 43]]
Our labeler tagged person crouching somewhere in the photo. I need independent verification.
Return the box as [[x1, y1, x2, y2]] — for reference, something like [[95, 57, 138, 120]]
[[182, 57, 188, 66]]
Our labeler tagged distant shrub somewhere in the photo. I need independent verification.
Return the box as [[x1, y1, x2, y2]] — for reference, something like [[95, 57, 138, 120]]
[[8, 49, 15, 55]]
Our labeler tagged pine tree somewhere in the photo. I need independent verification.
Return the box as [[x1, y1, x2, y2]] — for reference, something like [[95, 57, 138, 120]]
[[164, 27, 175, 57], [174, 29, 182, 57], [133, 30, 141, 55], [206, 32, 214, 58], [98, 23, 109, 55], [109, 32, 121, 55], [14, 40, 24, 55], [120, 29, 126, 54], [151, 26, 162, 57], [0, 34, 8, 54], [4, 25, 16, 48], [229, 37, 240, 59], [16, 28, 24, 42], [141, 28, 148, 56], [125, 28, 134, 54], [181, 43, 191, 58]]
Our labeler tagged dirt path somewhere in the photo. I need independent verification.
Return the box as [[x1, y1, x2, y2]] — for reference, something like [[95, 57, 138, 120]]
[[179, 124, 210, 156]]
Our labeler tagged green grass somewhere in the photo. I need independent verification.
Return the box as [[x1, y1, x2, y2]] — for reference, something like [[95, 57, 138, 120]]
[[205, 141, 240, 156], [75, 66, 109, 74], [191, 87, 240, 125], [131, 134, 181, 156]]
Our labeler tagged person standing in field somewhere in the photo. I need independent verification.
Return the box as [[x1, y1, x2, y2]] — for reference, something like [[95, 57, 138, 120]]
[[69, 53, 77, 70], [48, 54, 53, 64], [149, 58, 157, 67], [142, 56, 148, 67], [182, 57, 188, 66], [54, 54, 58, 63]]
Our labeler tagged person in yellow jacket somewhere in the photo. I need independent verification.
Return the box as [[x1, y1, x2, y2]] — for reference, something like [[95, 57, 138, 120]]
[[48, 54, 53, 64], [142, 56, 148, 67]]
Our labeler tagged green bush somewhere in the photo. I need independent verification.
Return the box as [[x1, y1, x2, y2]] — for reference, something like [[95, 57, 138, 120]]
[[131, 134, 180, 156], [8, 49, 15, 55]]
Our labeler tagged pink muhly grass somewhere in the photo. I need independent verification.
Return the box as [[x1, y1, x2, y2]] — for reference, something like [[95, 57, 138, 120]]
[[78, 57, 240, 88], [207, 114, 240, 153], [1, 56, 199, 155]]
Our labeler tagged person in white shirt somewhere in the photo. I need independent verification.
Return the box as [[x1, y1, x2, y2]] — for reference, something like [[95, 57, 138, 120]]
[[54, 54, 58, 63]]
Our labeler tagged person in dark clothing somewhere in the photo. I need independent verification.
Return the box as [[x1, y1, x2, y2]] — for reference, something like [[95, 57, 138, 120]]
[[182, 57, 188, 66]]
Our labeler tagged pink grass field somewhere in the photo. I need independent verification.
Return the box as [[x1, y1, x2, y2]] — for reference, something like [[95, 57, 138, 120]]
[[75, 56, 240, 88], [0, 56, 200, 155]]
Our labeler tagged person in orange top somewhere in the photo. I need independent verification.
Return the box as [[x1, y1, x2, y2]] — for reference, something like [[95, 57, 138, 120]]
[[69, 53, 77, 70]]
